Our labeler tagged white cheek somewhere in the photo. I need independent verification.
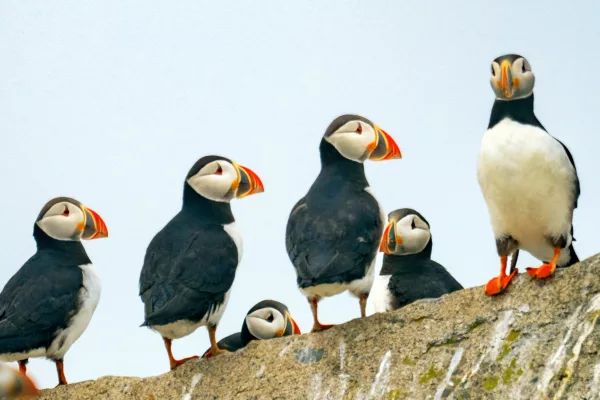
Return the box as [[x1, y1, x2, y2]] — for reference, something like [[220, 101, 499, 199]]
[[246, 310, 285, 339], [37, 215, 80, 241], [395, 222, 431, 255], [326, 130, 374, 162], [187, 169, 236, 202]]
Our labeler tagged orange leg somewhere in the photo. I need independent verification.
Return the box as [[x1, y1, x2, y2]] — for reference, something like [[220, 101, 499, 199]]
[[359, 294, 368, 318], [485, 255, 519, 296], [18, 359, 27, 375], [526, 247, 560, 279], [204, 326, 229, 358], [309, 298, 334, 332], [55, 359, 68, 386], [162, 337, 198, 370]]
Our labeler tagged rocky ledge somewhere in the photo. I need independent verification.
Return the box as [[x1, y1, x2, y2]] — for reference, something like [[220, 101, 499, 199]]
[[40, 253, 600, 399]]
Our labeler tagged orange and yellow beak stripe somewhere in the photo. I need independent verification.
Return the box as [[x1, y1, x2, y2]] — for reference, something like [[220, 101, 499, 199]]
[[379, 221, 402, 254], [369, 125, 402, 161], [231, 163, 265, 199], [77, 205, 108, 240]]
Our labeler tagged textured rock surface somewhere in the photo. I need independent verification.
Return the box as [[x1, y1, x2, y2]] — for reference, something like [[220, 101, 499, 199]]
[[39, 253, 600, 400]]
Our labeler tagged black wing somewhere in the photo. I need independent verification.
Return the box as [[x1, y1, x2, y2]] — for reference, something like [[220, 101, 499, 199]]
[[553, 137, 580, 210], [388, 260, 463, 310], [140, 214, 238, 326], [0, 254, 83, 354], [201, 332, 245, 357], [285, 190, 383, 287]]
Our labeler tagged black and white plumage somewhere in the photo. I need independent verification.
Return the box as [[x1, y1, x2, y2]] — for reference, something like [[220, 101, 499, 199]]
[[0, 197, 108, 386], [139, 155, 264, 369], [371, 209, 462, 312], [201, 300, 300, 357], [478, 54, 580, 295], [285, 115, 401, 332]]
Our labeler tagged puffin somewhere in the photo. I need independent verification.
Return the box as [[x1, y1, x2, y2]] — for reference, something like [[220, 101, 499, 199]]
[[371, 208, 462, 312], [139, 155, 264, 370], [0, 363, 38, 399], [285, 114, 401, 332], [478, 54, 580, 296], [201, 300, 300, 357], [0, 197, 108, 386]]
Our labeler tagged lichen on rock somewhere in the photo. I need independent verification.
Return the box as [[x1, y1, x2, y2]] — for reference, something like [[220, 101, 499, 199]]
[[38, 253, 600, 400]]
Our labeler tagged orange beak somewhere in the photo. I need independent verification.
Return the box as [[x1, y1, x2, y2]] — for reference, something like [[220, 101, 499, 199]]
[[289, 316, 301, 335], [369, 125, 402, 161], [78, 206, 108, 240], [277, 313, 301, 337], [1, 365, 39, 398], [232, 163, 265, 199], [379, 221, 402, 254], [500, 60, 513, 98]]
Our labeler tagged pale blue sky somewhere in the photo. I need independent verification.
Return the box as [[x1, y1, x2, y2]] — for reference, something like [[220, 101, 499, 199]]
[[1, 0, 598, 389]]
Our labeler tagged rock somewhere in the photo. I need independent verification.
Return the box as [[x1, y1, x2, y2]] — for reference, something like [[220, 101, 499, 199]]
[[39, 253, 600, 399]]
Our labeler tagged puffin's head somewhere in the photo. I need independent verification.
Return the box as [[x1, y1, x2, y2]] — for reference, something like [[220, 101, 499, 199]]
[[35, 197, 108, 241], [244, 300, 301, 340], [379, 208, 431, 256], [490, 54, 535, 100], [0, 363, 39, 399], [186, 155, 264, 202], [323, 114, 401, 163]]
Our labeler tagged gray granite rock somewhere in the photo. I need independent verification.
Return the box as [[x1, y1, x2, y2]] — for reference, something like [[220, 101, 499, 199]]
[[39, 253, 600, 399]]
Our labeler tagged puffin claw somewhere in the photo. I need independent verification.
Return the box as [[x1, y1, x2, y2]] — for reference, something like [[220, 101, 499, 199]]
[[311, 323, 334, 333], [485, 268, 518, 296], [526, 263, 555, 279], [170, 355, 199, 370]]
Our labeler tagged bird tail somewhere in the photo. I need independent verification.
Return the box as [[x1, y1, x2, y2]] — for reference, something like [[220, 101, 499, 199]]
[[558, 244, 579, 268], [0, 362, 39, 399]]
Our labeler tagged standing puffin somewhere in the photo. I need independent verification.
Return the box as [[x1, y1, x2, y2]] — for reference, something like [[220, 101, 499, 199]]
[[201, 300, 300, 357], [0, 197, 108, 386], [285, 115, 401, 332], [139, 156, 264, 370], [371, 208, 462, 312], [478, 54, 580, 296]]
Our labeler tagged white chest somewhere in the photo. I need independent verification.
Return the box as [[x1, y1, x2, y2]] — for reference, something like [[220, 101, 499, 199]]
[[477, 119, 576, 247], [223, 222, 243, 264], [364, 186, 387, 228], [48, 263, 102, 359]]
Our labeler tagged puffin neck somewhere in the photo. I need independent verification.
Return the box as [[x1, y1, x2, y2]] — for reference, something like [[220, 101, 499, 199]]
[[32, 224, 91, 264], [182, 184, 235, 224], [380, 239, 433, 275], [318, 139, 368, 184], [488, 94, 545, 130], [240, 321, 256, 345]]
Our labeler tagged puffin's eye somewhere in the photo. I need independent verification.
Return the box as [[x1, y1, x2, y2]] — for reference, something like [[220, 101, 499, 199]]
[[266, 313, 274, 322], [411, 219, 416, 229], [356, 123, 362, 134], [62, 206, 70, 217], [215, 165, 223, 175], [522, 62, 526, 73], [491, 64, 495, 75]]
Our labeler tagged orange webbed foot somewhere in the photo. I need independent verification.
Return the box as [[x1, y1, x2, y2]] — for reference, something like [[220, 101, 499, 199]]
[[170, 355, 199, 370], [311, 323, 334, 333], [526, 263, 555, 279], [204, 348, 229, 359], [485, 268, 518, 296]]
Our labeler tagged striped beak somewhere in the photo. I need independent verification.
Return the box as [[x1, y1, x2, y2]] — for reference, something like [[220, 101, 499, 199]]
[[0, 364, 39, 399], [368, 125, 402, 161], [276, 312, 302, 336], [78, 205, 108, 240], [379, 221, 402, 254], [231, 163, 265, 199], [500, 60, 513, 99]]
